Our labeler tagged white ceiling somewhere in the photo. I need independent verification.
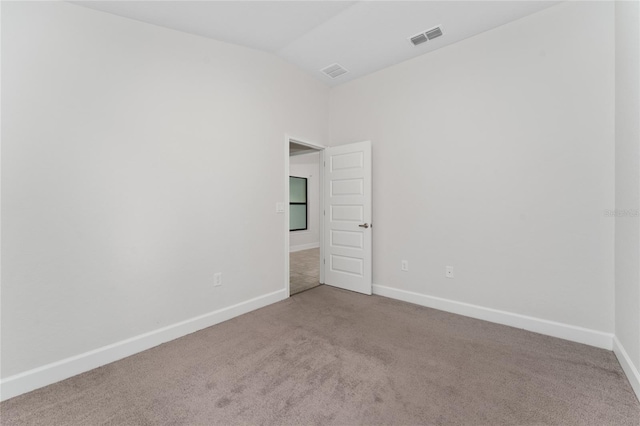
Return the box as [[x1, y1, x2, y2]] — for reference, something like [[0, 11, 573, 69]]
[[74, 1, 560, 86]]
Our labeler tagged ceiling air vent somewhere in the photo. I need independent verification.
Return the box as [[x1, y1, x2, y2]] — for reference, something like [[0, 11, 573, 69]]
[[426, 26, 443, 40], [410, 33, 428, 46], [408, 25, 443, 46], [321, 63, 348, 79]]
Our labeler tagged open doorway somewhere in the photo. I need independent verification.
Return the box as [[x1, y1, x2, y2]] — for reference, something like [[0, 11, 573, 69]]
[[284, 137, 372, 296], [286, 138, 324, 296]]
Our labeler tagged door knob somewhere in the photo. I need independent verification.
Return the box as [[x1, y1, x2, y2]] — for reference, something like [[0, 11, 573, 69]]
[[358, 223, 369, 229]]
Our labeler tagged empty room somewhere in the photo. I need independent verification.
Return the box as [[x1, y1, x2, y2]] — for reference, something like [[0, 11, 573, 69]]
[[1, 1, 640, 425]]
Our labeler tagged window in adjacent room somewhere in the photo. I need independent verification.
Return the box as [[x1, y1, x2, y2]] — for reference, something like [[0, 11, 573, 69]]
[[290, 176, 307, 231]]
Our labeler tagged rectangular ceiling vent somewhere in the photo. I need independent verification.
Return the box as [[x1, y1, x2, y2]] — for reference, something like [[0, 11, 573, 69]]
[[426, 27, 443, 40], [408, 25, 443, 46], [410, 33, 428, 46], [321, 63, 348, 79]]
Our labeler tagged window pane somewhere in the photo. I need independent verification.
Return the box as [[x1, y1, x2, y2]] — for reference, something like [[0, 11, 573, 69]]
[[290, 204, 307, 231], [290, 177, 307, 203]]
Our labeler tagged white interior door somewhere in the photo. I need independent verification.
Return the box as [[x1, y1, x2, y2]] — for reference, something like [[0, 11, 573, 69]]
[[323, 141, 372, 295]]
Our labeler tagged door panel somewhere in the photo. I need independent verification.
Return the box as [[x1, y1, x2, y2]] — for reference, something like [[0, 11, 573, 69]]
[[323, 141, 372, 295]]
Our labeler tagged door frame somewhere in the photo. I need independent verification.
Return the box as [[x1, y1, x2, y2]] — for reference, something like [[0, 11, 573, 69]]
[[284, 134, 326, 297]]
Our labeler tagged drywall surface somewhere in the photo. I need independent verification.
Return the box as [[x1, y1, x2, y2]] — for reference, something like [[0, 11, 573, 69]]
[[1, 2, 328, 378], [615, 0, 640, 375], [329, 2, 615, 333], [289, 152, 320, 251]]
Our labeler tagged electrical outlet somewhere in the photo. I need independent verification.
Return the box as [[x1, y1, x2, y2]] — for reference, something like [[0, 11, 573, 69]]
[[214, 272, 222, 287], [401, 260, 409, 272], [446, 266, 454, 278]]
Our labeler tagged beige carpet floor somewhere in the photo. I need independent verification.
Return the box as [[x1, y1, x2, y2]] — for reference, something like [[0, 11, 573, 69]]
[[290, 248, 320, 295], [1, 285, 639, 425]]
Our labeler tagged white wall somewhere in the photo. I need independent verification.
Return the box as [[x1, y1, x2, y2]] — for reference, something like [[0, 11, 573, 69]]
[[1, 1, 328, 381], [329, 2, 615, 335], [289, 152, 320, 251], [614, 0, 640, 397]]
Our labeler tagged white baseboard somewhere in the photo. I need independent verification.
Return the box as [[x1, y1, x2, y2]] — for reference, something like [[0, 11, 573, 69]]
[[290, 242, 320, 252], [0, 288, 288, 402], [372, 284, 614, 350], [613, 336, 640, 402]]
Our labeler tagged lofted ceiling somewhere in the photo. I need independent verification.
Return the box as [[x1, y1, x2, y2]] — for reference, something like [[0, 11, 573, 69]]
[[74, 1, 560, 86]]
